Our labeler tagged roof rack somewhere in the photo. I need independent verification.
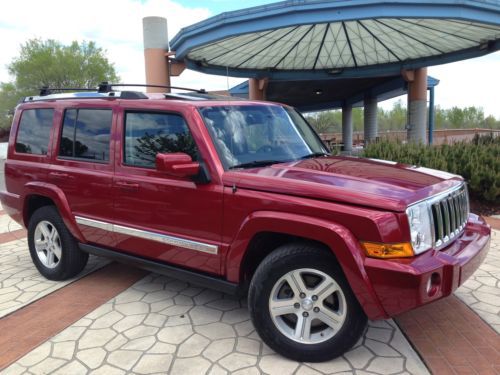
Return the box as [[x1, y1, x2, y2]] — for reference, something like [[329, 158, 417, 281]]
[[23, 82, 208, 103], [97, 82, 206, 94]]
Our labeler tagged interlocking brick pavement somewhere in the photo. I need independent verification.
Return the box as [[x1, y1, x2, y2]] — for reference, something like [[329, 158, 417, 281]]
[[2, 273, 429, 374], [1, 205, 499, 375]]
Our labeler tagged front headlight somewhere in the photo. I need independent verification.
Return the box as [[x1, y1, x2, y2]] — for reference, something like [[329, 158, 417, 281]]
[[406, 201, 433, 254]]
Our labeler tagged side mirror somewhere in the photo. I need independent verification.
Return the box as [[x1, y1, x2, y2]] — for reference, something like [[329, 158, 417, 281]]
[[156, 153, 200, 178]]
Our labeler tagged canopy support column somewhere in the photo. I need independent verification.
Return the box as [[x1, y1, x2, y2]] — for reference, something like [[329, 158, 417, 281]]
[[364, 97, 378, 144], [428, 86, 435, 145], [249, 78, 268, 100], [405, 67, 428, 143], [342, 105, 353, 152], [143, 17, 170, 93]]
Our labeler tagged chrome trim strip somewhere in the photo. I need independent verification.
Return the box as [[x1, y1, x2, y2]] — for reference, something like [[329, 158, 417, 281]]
[[113, 224, 218, 255], [75, 216, 218, 255], [75, 216, 113, 231]]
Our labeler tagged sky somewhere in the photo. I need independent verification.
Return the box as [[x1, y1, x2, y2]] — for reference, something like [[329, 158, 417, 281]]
[[0, 0, 499, 117]]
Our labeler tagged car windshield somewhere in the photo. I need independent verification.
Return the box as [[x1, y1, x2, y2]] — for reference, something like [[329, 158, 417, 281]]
[[199, 105, 328, 170]]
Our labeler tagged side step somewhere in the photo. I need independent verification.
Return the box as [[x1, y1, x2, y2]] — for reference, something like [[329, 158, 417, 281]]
[[79, 243, 240, 296]]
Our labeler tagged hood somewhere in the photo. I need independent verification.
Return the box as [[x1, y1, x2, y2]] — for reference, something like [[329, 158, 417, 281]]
[[223, 156, 463, 211]]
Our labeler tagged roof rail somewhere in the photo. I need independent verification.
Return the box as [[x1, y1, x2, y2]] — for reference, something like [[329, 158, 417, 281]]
[[39, 86, 98, 96], [23, 82, 208, 103], [98, 82, 206, 94]]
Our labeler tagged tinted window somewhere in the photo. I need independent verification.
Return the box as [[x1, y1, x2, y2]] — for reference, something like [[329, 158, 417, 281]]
[[59, 109, 112, 161], [124, 112, 198, 168], [199, 105, 327, 169], [15, 109, 53, 155]]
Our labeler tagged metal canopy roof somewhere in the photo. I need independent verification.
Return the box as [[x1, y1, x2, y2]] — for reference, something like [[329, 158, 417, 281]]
[[170, 0, 500, 80]]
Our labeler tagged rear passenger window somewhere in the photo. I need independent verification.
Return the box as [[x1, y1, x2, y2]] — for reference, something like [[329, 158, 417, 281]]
[[15, 109, 53, 155], [59, 109, 112, 162], [124, 112, 198, 168]]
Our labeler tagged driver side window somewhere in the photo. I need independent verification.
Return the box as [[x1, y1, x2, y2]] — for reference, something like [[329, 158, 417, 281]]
[[124, 111, 198, 168]]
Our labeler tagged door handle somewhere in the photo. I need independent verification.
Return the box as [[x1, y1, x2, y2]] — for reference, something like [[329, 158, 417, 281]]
[[49, 172, 70, 178], [115, 180, 140, 191]]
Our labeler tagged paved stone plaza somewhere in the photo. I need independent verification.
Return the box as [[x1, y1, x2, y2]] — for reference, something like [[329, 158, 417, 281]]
[[456, 230, 500, 333], [2, 272, 428, 375], [0, 209, 498, 374]]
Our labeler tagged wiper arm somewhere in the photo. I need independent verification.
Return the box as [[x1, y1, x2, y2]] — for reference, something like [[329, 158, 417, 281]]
[[229, 160, 284, 170], [299, 152, 330, 160]]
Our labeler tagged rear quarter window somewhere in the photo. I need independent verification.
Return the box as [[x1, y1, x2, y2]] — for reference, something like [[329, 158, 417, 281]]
[[15, 108, 54, 155]]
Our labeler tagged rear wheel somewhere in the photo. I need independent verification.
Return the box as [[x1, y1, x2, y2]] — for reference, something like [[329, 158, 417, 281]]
[[28, 206, 88, 280], [248, 243, 367, 362]]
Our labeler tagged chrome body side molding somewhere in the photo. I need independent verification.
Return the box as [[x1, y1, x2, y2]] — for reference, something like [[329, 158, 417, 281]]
[[75, 216, 218, 255]]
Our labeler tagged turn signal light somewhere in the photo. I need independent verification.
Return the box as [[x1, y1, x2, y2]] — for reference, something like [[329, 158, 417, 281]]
[[361, 242, 415, 259]]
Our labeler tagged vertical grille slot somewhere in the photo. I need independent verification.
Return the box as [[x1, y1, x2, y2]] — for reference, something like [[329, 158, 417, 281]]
[[432, 203, 444, 246], [441, 200, 451, 239], [430, 184, 469, 248]]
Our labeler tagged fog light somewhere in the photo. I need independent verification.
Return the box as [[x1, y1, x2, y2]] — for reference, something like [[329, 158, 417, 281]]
[[426, 272, 441, 297]]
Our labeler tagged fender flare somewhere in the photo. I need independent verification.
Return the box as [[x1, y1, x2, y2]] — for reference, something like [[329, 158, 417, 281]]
[[225, 211, 388, 319], [23, 182, 85, 242]]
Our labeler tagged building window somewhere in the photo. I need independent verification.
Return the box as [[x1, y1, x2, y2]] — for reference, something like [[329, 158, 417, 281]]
[[59, 109, 112, 162], [124, 111, 198, 168], [15, 109, 54, 155]]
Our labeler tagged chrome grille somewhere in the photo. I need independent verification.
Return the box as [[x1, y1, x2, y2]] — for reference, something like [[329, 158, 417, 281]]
[[430, 184, 469, 248]]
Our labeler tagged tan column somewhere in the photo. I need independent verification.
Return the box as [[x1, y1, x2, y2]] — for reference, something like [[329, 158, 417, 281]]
[[143, 17, 170, 93], [248, 78, 268, 100], [405, 67, 428, 143]]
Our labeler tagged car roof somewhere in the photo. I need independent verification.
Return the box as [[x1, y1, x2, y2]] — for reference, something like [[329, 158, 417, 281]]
[[19, 91, 286, 109]]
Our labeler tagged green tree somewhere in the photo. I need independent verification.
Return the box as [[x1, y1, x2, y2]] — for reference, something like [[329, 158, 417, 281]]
[[0, 83, 20, 130], [8, 39, 119, 91], [0, 39, 119, 132]]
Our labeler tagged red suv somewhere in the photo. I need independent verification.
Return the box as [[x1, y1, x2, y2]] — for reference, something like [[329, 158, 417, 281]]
[[0, 85, 490, 362]]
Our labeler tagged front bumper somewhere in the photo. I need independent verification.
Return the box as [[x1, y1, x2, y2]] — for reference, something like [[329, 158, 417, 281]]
[[364, 213, 490, 317]]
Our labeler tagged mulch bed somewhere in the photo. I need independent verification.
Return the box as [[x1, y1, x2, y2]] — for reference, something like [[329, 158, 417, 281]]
[[470, 198, 500, 217]]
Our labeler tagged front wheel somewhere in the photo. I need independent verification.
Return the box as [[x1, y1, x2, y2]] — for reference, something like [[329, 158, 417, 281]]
[[248, 243, 367, 362]]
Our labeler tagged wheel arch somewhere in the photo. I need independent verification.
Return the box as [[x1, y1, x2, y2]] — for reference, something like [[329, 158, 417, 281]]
[[225, 211, 388, 320], [22, 182, 85, 242]]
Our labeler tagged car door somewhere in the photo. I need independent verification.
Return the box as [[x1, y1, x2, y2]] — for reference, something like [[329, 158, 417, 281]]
[[49, 104, 116, 247], [111, 105, 223, 275]]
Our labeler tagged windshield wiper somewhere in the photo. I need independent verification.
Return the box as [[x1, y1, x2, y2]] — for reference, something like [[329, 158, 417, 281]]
[[299, 152, 330, 160], [229, 160, 284, 170]]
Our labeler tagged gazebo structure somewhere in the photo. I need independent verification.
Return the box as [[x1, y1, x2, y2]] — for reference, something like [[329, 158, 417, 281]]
[[228, 75, 440, 148], [143, 0, 500, 145]]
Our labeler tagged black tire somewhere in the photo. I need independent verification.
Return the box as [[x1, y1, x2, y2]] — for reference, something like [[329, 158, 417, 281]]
[[28, 205, 89, 280], [248, 243, 367, 362]]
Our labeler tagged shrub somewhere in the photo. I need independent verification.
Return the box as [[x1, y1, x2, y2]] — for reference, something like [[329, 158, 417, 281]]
[[362, 135, 500, 203]]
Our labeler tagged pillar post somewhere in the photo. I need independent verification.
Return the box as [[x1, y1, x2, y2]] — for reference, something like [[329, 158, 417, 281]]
[[342, 105, 353, 152], [248, 78, 268, 100], [405, 67, 428, 143], [364, 97, 378, 144], [428, 86, 435, 144], [143, 17, 170, 93]]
